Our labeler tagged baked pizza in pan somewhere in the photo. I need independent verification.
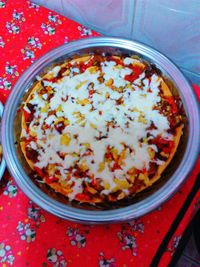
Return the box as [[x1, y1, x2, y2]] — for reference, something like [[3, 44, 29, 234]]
[[20, 54, 183, 203]]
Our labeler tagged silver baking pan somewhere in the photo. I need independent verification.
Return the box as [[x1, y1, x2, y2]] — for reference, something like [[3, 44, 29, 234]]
[[1, 37, 200, 223]]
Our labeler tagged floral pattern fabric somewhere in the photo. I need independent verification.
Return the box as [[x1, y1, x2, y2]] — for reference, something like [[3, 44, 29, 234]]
[[0, 1, 199, 266]]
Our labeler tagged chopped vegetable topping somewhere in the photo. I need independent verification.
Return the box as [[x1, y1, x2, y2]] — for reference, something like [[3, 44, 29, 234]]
[[20, 54, 183, 203]]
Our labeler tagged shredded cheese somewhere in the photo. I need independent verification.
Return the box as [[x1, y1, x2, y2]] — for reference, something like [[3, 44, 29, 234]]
[[21, 55, 179, 201]]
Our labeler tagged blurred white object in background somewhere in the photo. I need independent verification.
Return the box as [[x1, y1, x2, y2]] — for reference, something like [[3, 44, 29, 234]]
[[33, 0, 200, 84]]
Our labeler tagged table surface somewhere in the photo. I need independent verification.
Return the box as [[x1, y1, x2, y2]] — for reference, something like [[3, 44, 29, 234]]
[[0, 1, 199, 267]]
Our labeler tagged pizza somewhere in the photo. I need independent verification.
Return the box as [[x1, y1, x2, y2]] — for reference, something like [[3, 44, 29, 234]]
[[20, 53, 184, 203]]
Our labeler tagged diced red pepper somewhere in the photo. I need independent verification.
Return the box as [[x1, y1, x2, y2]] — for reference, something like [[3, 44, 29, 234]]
[[23, 110, 34, 123], [34, 167, 44, 177], [25, 147, 39, 163], [112, 162, 122, 171], [136, 168, 147, 175], [112, 58, 123, 65], [107, 56, 124, 66], [45, 176, 59, 184], [46, 125, 50, 129], [162, 141, 174, 154], [85, 58, 95, 68], [76, 193, 90, 201], [89, 89, 95, 98], [91, 179, 97, 186], [153, 137, 174, 154], [55, 121, 65, 134], [157, 138, 168, 145], [124, 66, 143, 83], [82, 150, 92, 156], [79, 58, 95, 72], [49, 77, 59, 83], [105, 152, 113, 160], [23, 110, 29, 121], [79, 63, 87, 72], [166, 96, 178, 114]]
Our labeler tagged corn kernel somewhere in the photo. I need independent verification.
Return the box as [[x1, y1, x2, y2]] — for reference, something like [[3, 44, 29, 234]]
[[41, 104, 49, 113], [105, 78, 113, 86], [29, 130, 37, 137], [48, 164, 56, 176], [132, 61, 145, 69], [119, 149, 126, 164], [148, 147, 155, 159], [105, 92, 110, 98], [60, 134, 71, 146], [160, 151, 169, 157], [90, 123, 97, 129], [116, 65, 123, 69], [64, 119, 70, 126], [88, 66, 98, 73], [126, 84, 132, 89], [103, 181, 110, 190], [98, 162, 105, 172], [57, 105, 62, 112], [114, 178, 130, 189], [79, 162, 89, 172], [111, 148, 118, 160], [138, 114, 147, 124], [76, 81, 87, 89], [77, 98, 90, 105], [82, 143, 91, 149], [87, 186, 97, 194], [117, 192, 126, 200], [127, 167, 136, 175], [128, 174, 135, 183], [55, 118, 64, 123]]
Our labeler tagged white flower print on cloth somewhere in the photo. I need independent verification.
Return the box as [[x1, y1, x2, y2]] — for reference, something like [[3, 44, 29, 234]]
[[12, 9, 25, 22], [0, 77, 11, 90], [6, 22, 20, 34], [21, 47, 35, 61], [27, 1, 40, 11], [3, 180, 18, 198], [0, 62, 19, 91], [6, 9, 25, 34], [17, 221, 36, 243], [0, 243, 15, 265], [0, 0, 7, 8], [117, 220, 144, 256], [47, 248, 67, 267], [41, 12, 62, 35], [28, 201, 45, 225], [78, 25, 92, 37], [0, 36, 5, 47], [66, 226, 89, 248], [28, 36, 42, 49], [128, 220, 144, 233], [167, 235, 182, 256], [5, 62, 19, 78], [41, 23, 55, 35], [117, 231, 137, 256], [48, 12, 62, 24], [21, 36, 42, 62], [98, 252, 116, 267]]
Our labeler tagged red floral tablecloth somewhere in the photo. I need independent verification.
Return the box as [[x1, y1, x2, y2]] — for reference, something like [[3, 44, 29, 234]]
[[0, 1, 199, 267]]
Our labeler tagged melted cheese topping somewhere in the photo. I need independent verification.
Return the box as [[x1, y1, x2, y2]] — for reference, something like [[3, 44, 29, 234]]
[[21, 55, 180, 202]]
